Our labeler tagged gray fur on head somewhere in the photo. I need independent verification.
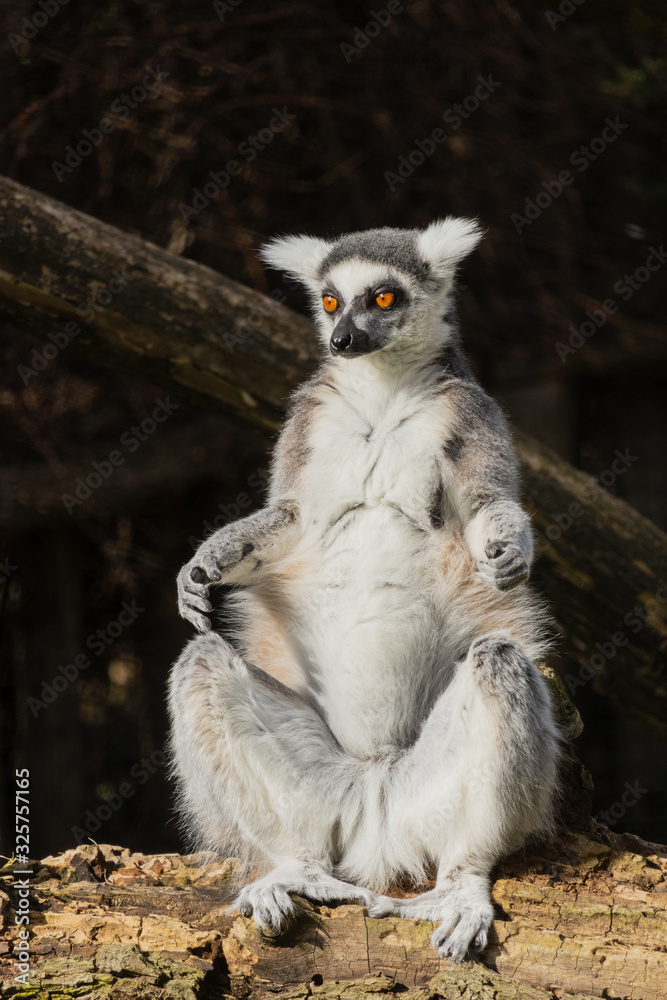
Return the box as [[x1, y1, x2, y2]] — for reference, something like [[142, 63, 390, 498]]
[[260, 217, 483, 288]]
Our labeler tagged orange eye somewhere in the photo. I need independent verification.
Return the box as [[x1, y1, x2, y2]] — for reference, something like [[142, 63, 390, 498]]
[[323, 295, 338, 313], [376, 291, 395, 309]]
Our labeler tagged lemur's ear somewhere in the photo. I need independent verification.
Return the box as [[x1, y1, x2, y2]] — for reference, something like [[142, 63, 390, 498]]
[[259, 234, 332, 283], [417, 217, 484, 280]]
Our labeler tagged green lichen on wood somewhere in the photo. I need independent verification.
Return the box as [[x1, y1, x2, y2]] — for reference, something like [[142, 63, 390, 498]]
[[259, 969, 600, 1000], [1, 950, 205, 999]]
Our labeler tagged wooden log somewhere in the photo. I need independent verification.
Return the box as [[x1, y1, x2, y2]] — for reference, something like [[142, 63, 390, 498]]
[[0, 174, 665, 736], [1, 828, 665, 1000], [0, 176, 315, 435], [0, 414, 266, 529]]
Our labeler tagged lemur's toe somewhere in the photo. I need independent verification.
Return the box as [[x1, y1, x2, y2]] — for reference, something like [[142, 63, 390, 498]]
[[368, 895, 400, 918], [234, 883, 296, 935], [432, 904, 492, 963]]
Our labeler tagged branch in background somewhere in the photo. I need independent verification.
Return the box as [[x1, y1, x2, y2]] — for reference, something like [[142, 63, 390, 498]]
[[0, 174, 665, 736], [0, 415, 265, 530]]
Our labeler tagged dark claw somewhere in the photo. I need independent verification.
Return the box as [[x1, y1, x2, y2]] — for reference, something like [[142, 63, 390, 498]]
[[190, 567, 206, 583]]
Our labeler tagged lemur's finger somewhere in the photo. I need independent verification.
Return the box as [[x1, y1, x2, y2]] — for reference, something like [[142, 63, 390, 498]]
[[489, 548, 521, 568], [476, 557, 528, 590], [180, 567, 208, 593], [496, 577, 528, 592], [183, 594, 212, 613], [491, 561, 527, 576], [494, 566, 529, 589], [180, 604, 211, 632], [484, 540, 508, 560], [191, 562, 220, 584]]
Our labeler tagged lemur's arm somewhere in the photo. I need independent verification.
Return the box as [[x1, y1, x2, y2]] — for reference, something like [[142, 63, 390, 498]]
[[178, 396, 311, 632], [444, 385, 533, 591], [177, 501, 300, 632]]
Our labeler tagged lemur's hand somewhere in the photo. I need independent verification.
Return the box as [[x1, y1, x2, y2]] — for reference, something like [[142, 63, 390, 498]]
[[477, 540, 529, 591], [177, 535, 256, 632]]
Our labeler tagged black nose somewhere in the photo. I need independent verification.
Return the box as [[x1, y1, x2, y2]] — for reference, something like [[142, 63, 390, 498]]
[[330, 330, 353, 353]]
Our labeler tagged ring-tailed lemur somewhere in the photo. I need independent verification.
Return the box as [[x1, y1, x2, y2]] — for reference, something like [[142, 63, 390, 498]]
[[169, 219, 560, 962]]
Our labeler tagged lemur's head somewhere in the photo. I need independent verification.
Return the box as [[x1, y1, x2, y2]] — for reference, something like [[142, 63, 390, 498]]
[[260, 218, 483, 361]]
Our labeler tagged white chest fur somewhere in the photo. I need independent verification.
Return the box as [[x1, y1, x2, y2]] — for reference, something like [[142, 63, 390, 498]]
[[276, 368, 458, 756], [303, 370, 449, 528]]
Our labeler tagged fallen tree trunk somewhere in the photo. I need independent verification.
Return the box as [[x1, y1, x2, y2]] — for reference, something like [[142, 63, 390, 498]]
[[0, 173, 665, 737], [1, 825, 666, 1000], [0, 413, 265, 529]]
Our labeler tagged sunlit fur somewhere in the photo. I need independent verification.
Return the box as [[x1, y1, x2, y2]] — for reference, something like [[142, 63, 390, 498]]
[[169, 219, 561, 963]]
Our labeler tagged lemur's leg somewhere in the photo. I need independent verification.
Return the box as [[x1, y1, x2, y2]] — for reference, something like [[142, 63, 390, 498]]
[[369, 631, 559, 962], [168, 632, 373, 933], [178, 501, 299, 632]]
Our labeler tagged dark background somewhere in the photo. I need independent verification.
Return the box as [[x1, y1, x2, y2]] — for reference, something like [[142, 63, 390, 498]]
[[0, 0, 665, 859]]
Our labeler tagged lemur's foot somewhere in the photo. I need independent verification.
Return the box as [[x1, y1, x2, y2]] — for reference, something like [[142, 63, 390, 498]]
[[234, 863, 375, 935], [234, 879, 297, 936], [369, 874, 493, 963], [477, 540, 529, 591]]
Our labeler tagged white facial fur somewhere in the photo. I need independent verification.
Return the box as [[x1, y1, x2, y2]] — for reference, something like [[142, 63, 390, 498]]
[[261, 218, 484, 360]]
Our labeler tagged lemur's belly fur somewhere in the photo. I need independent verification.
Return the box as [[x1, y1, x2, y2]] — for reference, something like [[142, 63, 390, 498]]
[[237, 392, 539, 759]]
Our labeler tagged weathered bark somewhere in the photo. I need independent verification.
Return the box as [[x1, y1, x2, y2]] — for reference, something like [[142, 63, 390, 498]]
[[1, 825, 666, 1000], [0, 414, 264, 529], [1, 175, 665, 735], [516, 430, 667, 735], [0, 176, 314, 436]]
